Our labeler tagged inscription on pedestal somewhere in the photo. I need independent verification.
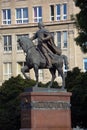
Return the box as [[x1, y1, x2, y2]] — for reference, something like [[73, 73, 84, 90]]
[[21, 100, 70, 110]]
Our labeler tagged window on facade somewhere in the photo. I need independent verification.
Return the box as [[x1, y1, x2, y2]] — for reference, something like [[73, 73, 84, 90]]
[[63, 31, 67, 48], [57, 31, 61, 48], [50, 5, 54, 21], [16, 8, 28, 24], [3, 35, 12, 51], [2, 9, 11, 24], [62, 3, 67, 20], [3, 62, 12, 80], [17, 34, 29, 50], [33, 6, 42, 22], [38, 69, 44, 81], [56, 4, 61, 21], [83, 58, 87, 71], [55, 3, 67, 21], [56, 31, 68, 48]]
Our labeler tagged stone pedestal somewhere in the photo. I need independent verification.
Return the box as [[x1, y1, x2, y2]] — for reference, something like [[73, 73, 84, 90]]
[[20, 89, 72, 130]]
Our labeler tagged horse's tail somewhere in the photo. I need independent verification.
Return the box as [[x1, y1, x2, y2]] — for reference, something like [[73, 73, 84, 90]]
[[62, 55, 69, 69]]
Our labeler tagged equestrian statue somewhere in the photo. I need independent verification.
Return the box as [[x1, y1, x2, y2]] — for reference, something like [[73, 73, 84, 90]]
[[17, 22, 69, 89]]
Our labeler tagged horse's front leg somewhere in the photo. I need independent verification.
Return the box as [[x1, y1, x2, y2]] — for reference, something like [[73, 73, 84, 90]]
[[21, 65, 30, 79], [48, 68, 56, 88], [57, 67, 65, 89], [34, 64, 39, 88]]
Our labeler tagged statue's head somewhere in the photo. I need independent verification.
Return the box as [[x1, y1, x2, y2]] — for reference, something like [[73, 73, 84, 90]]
[[38, 22, 45, 29]]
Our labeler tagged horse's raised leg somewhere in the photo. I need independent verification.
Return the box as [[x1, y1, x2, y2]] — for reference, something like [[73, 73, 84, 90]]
[[48, 68, 56, 88], [21, 65, 30, 79], [33, 64, 39, 88], [57, 67, 65, 89]]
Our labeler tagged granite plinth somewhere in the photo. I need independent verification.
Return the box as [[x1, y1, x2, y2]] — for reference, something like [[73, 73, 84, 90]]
[[20, 87, 72, 130]]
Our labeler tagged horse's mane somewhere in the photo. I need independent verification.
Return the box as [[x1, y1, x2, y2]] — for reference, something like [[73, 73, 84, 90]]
[[20, 37, 33, 45]]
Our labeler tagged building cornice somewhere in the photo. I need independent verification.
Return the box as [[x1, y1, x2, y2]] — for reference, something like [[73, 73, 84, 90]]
[[0, 20, 75, 30]]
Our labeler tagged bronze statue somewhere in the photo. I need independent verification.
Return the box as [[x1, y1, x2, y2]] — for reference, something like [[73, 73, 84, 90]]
[[30, 22, 64, 68], [17, 33, 69, 89]]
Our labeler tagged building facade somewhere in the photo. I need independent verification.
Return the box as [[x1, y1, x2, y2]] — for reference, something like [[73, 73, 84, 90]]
[[0, 0, 87, 85]]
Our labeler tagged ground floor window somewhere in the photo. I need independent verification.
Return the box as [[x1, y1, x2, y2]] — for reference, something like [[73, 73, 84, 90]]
[[3, 62, 12, 80], [38, 69, 44, 81]]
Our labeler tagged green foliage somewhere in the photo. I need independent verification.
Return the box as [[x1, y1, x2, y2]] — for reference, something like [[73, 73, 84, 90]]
[[74, 0, 87, 53], [0, 75, 36, 130], [66, 67, 87, 128], [65, 67, 81, 91], [45, 81, 59, 88]]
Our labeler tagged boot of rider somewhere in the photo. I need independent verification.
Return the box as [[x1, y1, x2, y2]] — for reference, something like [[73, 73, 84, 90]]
[[44, 53, 52, 68]]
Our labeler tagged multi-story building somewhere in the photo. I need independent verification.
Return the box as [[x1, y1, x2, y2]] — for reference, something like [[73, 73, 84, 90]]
[[0, 0, 87, 85]]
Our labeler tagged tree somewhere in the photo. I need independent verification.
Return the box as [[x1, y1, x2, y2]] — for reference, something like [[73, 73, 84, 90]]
[[0, 75, 36, 130], [65, 67, 81, 91], [66, 67, 87, 128], [74, 0, 87, 53]]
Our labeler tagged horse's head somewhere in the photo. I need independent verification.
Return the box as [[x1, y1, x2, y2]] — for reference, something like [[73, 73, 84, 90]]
[[17, 37, 32, 53], [17, 38, 22, 47]]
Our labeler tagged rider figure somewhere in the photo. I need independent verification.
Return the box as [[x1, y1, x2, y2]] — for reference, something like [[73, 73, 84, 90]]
[[30, 22, 68, 69], [30, 22, 53, 68]]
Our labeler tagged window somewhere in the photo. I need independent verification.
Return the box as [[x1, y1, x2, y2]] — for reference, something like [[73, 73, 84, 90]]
[[63, 31, 68, 48], [57, 32, 61, 48], [16, 8, 28, 24], [83, 58, 87, 71], [56, 4, 61, 21], [56, 31, 68, 48], [3, 35, 12, 51], [17, 34, 29, 50], [39, 69, 44, 81], [62, 4, 67, 20], [55, 3, 67, 21], [50, 5, 54, 21], [33, 6, 42, 22], [2, 9, 11, 24], [3, 63, 12, 80]]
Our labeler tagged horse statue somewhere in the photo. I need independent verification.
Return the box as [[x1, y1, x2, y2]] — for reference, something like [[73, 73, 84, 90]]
[[17, 36, 68, 89]]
